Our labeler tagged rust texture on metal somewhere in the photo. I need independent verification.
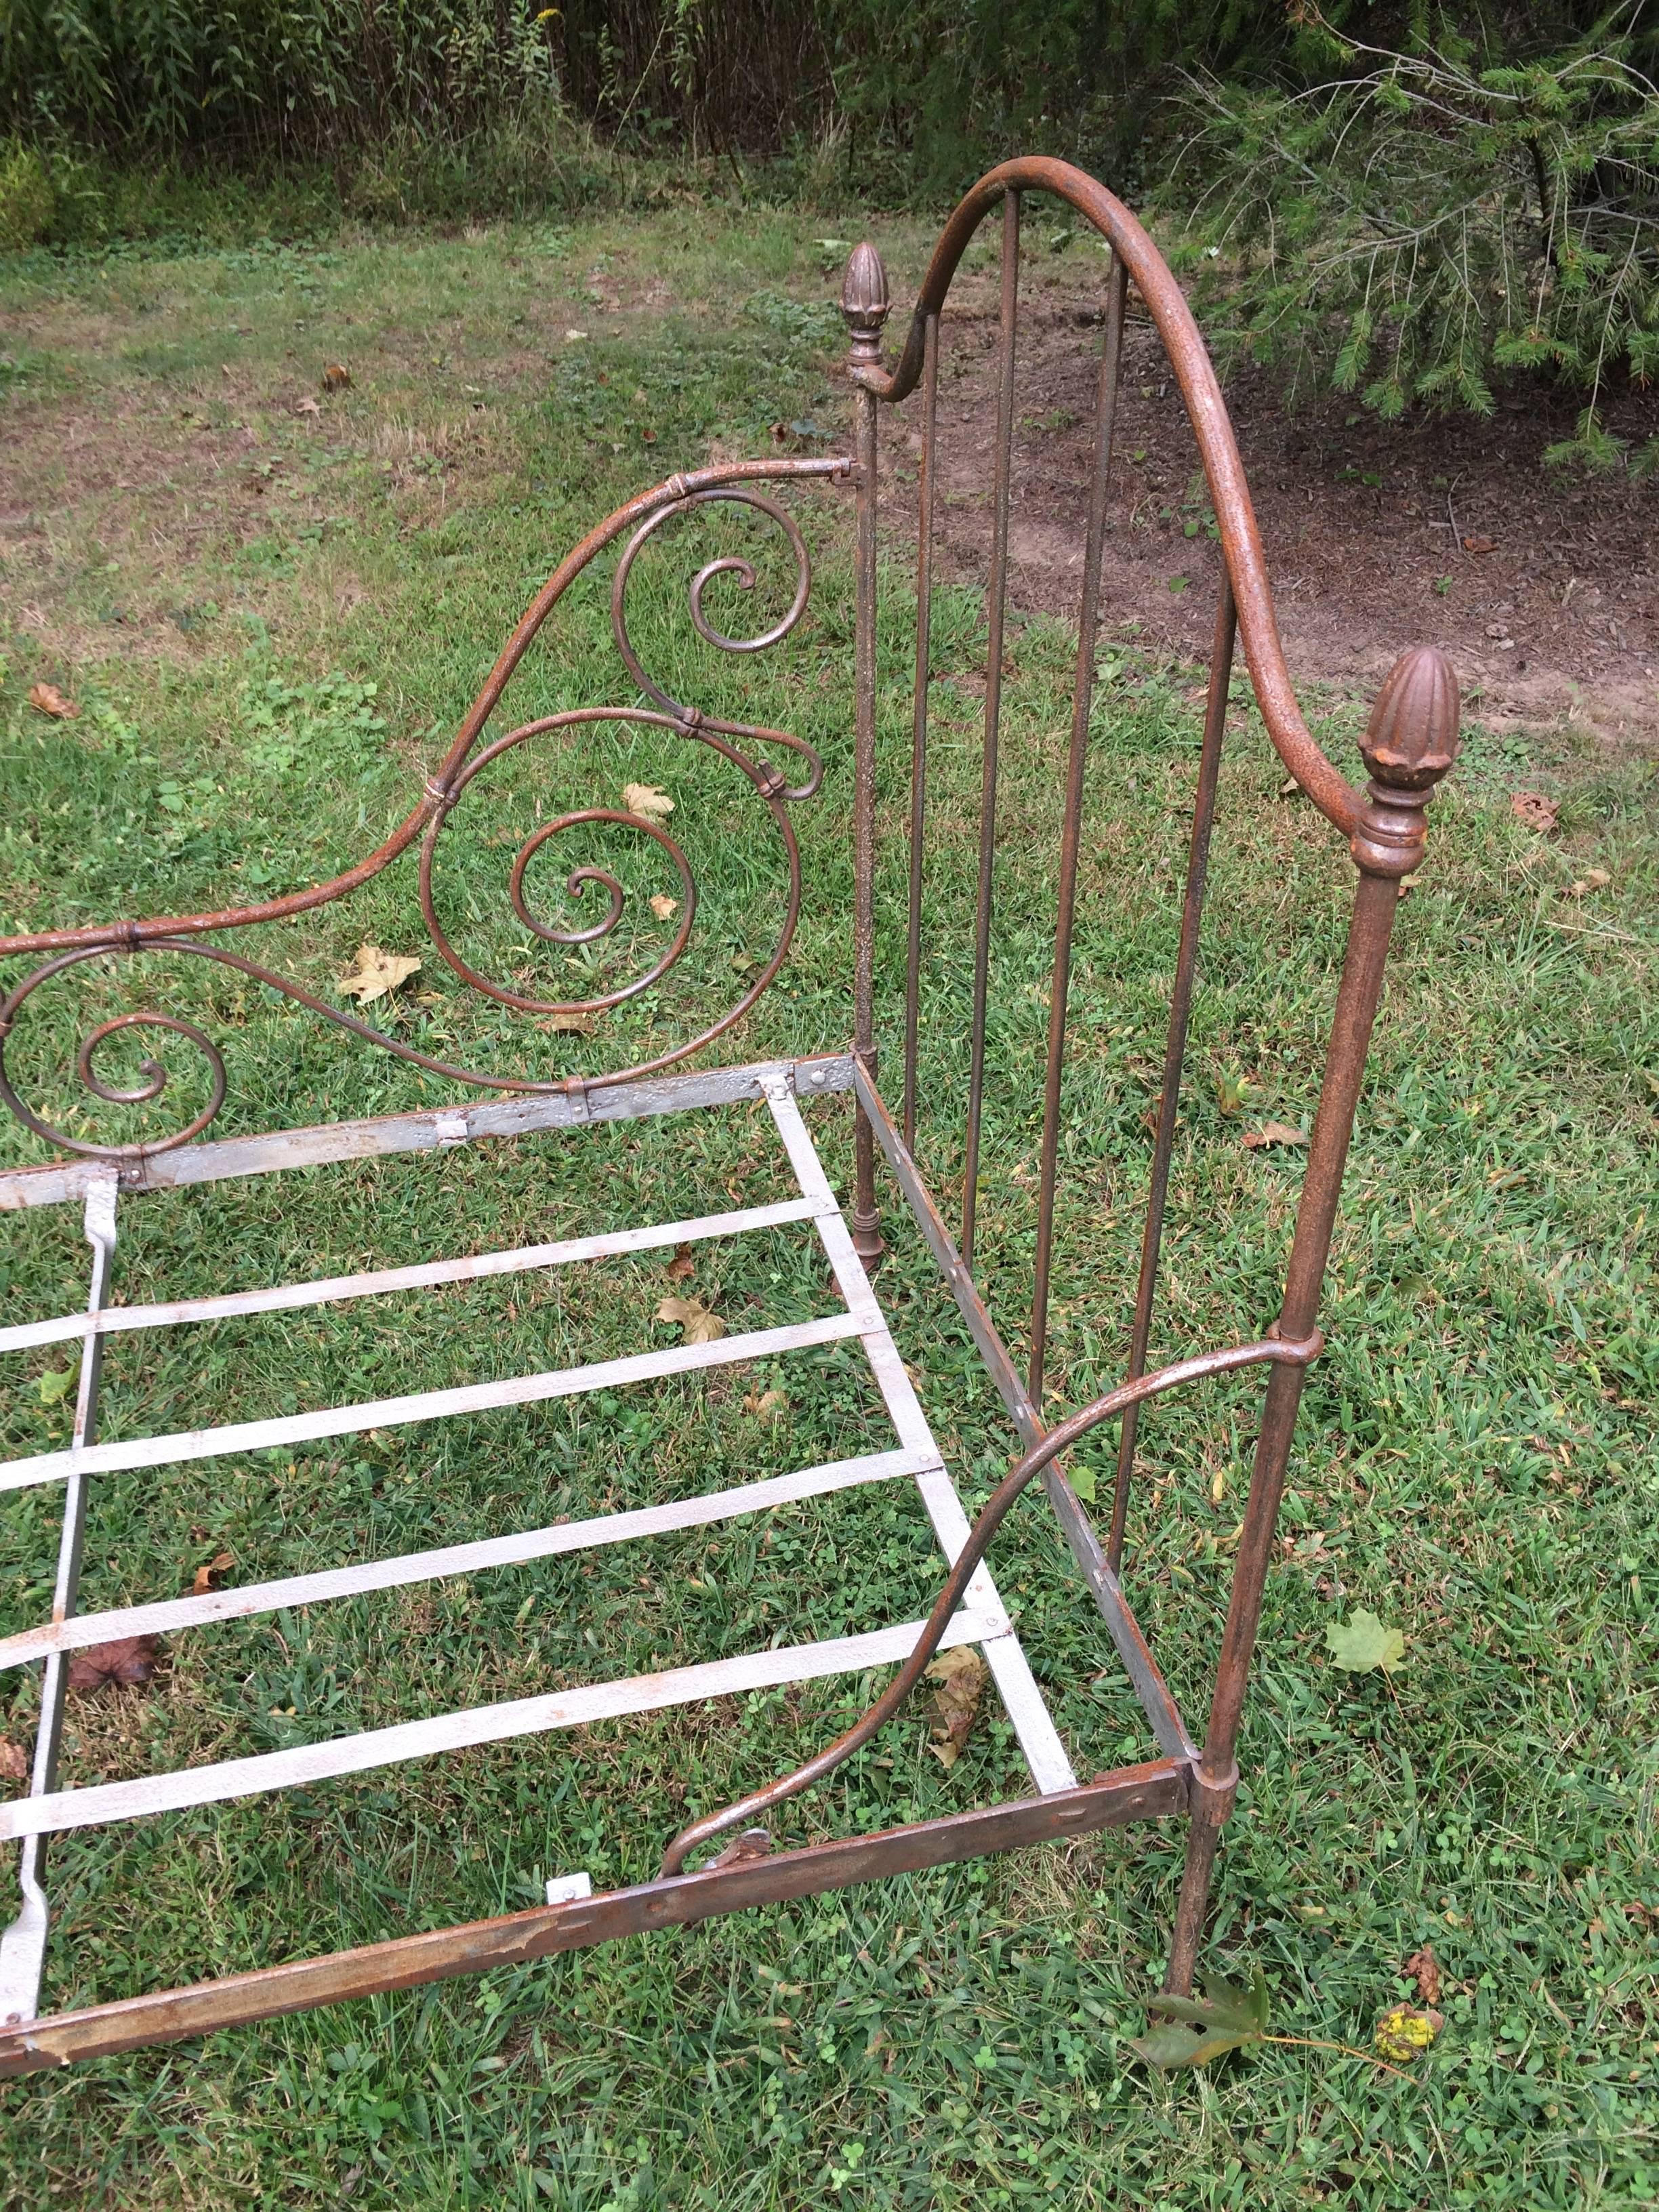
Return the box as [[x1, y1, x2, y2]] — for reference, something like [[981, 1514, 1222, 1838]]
[[843, 241, 890, 1266], [0, 153, 1460, 2067], [853, 1059, 1195, 1765], [660, 1327, 1320, 1877], [1027, 247, 1128, 1404], [0, 1764, 1186, 2076], [901, 306, 941, 1152], [1108, 571, 1237, 1571], [848, 155, 1365, 834], [0, 461, 851, 1162], [1163, 645, 1459, 1995], [958, 188, 1022, 1269]]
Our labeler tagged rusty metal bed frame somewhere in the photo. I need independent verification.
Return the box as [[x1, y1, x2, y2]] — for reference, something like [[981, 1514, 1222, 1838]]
[[0, 159, 1458, 2074]]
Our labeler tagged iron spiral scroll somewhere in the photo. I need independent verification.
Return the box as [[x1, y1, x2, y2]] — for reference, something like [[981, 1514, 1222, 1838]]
[[0, 464, 850, 1162]]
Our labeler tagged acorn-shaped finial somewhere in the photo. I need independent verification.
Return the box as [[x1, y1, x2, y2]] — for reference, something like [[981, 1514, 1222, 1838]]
[[1359, 646, 1460, 792], [840, 241, 890, 369]]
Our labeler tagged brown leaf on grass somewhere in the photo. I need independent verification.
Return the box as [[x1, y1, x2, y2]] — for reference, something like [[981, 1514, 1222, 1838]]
[[1278, 774, 1302, 800], [622, 783, 674, 823], [337, 943, 422, 1005], [665, 1243, 695, 1283], [1565, 867, 1612, 897], [657, 1294, 726, 1345], [649, 892, 680, 920], [923, 1645, 987, 1770], [191, 1550, 234, 1597], [27, 682, 78, 719], [0, 1738, 28, 1784], [537, 1008, 596, 1034], [1511, 790, 1559, 834], [295, 394, 323, 415], [1462, 533, 1496, 554], [68, 1635, 162, 1693], [321, 363, 352, 390], [724, 1155, 760, 1202], [743, 1387, 788, 1420], [1401, 1945, 1442, 2005], [1243, 1121, 1308, 1151]]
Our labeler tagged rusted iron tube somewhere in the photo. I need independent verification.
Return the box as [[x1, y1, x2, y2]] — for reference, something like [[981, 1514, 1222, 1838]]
[[849, 157, 1362, 836], [1108, 573, 1237, 1566], [1164, 642, 1459, 1997], [659, 1328, 1321, 1877], [0, 457, 849, 962], [843, 243, 889, 1265], [0, 1763, 1186, 2076], [1028, 249, 1128, 1402]]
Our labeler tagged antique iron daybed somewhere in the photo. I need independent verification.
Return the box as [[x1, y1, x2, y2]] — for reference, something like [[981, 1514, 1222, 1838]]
[[0, 159, 1458, 2072]]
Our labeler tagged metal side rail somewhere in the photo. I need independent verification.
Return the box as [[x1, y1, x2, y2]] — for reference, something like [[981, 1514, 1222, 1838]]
[[0, 1762, 1187, 2075], [853, 1061, 1199, 1765]]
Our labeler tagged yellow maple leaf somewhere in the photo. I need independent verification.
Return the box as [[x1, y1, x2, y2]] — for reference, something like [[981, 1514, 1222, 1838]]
[[337, 943, 422, 1005]]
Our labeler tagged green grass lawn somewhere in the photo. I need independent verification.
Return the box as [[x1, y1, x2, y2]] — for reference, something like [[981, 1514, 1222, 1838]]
[[1, 206, 1656, 2210]]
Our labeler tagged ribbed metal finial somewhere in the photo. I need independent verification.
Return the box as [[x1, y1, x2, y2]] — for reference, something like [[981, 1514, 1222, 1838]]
[[840, 241, 890, 369], [1359, 646, 1460, 792]]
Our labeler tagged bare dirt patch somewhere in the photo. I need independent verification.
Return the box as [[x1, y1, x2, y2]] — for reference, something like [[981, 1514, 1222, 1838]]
[[883, 270, 1659, 742]]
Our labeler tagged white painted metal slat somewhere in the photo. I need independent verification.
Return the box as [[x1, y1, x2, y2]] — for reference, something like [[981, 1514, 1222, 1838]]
[[759, 1081, 1078, 1797], [0, 1196, 822, 1355], [0, 1609, 1002, 1843], [0, 1309, 865, 1494], [0, 1444, 943, 1670]]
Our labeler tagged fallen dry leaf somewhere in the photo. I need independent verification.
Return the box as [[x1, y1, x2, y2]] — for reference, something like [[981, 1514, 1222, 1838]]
[[295, 394, 323, 415], [337, 943, 422, 1005], [538, 1008, 596, 1034], [321, 363, 352, 390], [743, 1387, 789, 1420], [563, 327, 589, 342], [710, 1827, 772, 1868], [1401, 1944, 1442, 2006], [1462, 533, 1496, 554], [1511, 790, 1559, 834], [27, 682, 78, 720], [657, 1294, 726, 1345], [68, 1635, 163, 1693], [1566, 866, 1612, 897], [665, 1242, 695, 1283], [649, 892, 680, 920], [924, 1646, 987, 1769], [191, 1550, 234, 1597], [623, 782, 674, 823], [724, 1155, 760, 1202], [1278, 774, 1302, 800], [1243, 1121, 1308, 1151], [0, 1738, 27, 1785]]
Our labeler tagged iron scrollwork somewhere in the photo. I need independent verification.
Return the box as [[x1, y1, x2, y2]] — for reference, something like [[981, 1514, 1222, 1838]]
[[0, 462, 851, 1162]]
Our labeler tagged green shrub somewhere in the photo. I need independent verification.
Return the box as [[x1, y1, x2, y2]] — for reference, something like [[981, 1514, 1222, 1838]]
[[1164, 24, 1659, 468], [0, 140, 53, 248]]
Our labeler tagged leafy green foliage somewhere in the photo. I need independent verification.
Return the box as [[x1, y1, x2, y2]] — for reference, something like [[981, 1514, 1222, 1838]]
[[1169, 26, 1659, 468], [1326, 1608, 1408, 1675], [1128, 1966, 1272, 2071]]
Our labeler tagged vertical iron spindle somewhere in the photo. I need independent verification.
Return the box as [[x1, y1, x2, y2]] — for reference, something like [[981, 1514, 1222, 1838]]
[[1107, 573, 1237, 1570], [903, 311, 941, 1152], [960, 189, 1021, 1268], [1027, 252, 1128, 1406], [842, 242, 892, 1267]]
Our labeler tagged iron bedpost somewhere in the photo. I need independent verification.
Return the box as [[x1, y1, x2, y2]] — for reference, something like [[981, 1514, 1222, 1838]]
[[1165, 644, 1460, 1997], [843, 240, 890, 1267]]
